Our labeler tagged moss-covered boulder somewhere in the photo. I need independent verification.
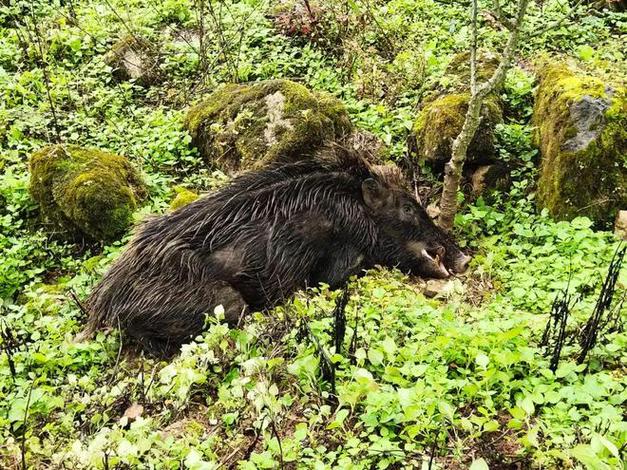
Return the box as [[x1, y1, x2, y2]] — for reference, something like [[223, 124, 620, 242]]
[[104, 35, 160, 86], [184, 80, 352, 172], [534, 64, 626, 225], [169, 186, 199, 211], [444, 51, 501, 92], [29, 145, 147, 242], [412, 93, 503, 169]]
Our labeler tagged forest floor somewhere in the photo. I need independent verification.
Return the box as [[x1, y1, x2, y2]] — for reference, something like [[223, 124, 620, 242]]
[[0, 0, 625, 468]]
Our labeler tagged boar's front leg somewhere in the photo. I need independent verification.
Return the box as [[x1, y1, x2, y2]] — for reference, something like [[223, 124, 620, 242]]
[[213, 282, 249, 327], [257, 213, 335, 306], [310, 243, 366, 289]]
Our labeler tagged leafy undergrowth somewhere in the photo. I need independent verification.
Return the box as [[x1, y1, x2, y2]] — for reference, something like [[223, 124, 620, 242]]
[[0, 0, 626, 468], [1, 201, 625, 469]]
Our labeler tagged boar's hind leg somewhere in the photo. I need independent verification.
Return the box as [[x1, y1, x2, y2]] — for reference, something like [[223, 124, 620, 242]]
[[125, 280, 248, 357]]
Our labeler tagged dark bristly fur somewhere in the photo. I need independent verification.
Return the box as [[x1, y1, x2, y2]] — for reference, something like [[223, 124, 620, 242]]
[[84, 148, 469, 355]]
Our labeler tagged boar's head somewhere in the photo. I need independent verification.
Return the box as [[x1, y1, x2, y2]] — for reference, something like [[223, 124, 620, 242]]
[[362, 169, 471, 279]]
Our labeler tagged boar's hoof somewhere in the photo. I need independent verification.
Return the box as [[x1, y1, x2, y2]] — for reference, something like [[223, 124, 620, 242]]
[[213, 283, 249, 327]]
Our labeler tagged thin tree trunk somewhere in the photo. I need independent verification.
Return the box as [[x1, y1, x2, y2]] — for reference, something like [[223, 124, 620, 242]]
[[438, 96, 483, 230], [438, 0, 530, 231]]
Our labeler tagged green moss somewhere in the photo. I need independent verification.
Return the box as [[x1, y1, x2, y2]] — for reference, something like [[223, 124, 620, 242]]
[[184, 79, 353, 172], [534, 63, 627, 225], [413, 93, 503, 167], [29, 145, 147, 242], [445, 51, 501, 89], [169, 186, 199, 211]]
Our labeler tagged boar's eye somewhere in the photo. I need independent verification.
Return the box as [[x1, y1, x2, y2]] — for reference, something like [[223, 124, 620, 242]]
[[402, 203, 414, 215]]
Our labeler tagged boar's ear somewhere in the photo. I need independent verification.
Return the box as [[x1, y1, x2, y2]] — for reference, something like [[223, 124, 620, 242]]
[[362, 178, 387, 210]]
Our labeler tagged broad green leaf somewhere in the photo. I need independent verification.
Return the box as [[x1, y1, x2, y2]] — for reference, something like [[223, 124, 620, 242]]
[[520, 396, 535, 416], [476, 353, 490, 369], [571, 444, 609, 470], [368, 348, 384, 366], [469, 458, 489, 470]]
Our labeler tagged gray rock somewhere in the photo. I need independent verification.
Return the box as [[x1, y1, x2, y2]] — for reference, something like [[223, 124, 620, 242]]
[[562, 93, 611, 152]]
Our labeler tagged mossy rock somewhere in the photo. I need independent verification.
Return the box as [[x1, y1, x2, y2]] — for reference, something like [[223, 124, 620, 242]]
[[184, 80, 353, 172], [104, 35, 160, 86], [29, 145, 147, 242], [419, 51, 501, 103], [169, 186, 199, 211], [533, 63, 627, 225], [444, 51, 501, 92], [445, 51, 500, 88], [412, 93, 503, 169]]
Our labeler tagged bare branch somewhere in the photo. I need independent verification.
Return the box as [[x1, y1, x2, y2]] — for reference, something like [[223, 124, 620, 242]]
[[479, 0, 531, 97], [490, 0, 514, 30], [27, 8, 62, 143], [470, 0, 478, 94], [102, 0, 142, 44]]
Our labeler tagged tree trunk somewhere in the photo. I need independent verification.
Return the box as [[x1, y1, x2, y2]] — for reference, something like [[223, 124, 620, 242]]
[[438, 96, 484, 230], [437, 0, 531, 231]]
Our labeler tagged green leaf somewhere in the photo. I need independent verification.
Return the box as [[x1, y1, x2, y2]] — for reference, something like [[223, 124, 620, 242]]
[[476, 352, 490, 369], [294, 423, 308, 441], [372, 287, 386, 298], [483, 420, 499, 432], [438, 401, 455, 420], [381, 336, 397, 356], [571, 444, 609, 470], [591, 434, 619, 459], [469, 458, 489, 470], [327, 408, 350, 430], [368, 348, 384, 366], [520, 396, 535, 416]]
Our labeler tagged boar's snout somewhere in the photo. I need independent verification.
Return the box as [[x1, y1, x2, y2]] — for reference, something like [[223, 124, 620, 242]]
[[451, 252, 471, 274], [442, 242, 472, 275], [406, 241, 450, 279], [409, 238, 471, 278]]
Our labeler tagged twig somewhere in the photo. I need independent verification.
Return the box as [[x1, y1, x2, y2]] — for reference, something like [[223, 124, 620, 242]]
[[578, 244, 626, 364], [27, 7, 61, 143], [491, 0, 514, 30], [349, 313, 360, 365], [69, 290, 89, 318], [102, 0, 142, 44], [0, 320, 18, 380], [268, 414, 285, 469], [20, 380, 35, 470], [107, 316, 125, 386], [427, 434, 438, 469], [301, 321, 336, 398], [525, 0, 585, 39], [540, 286, 578, 372], [333, 286, 349, 354], [470, 0, 478, 94]]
